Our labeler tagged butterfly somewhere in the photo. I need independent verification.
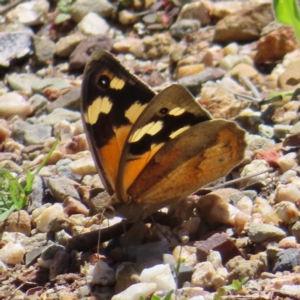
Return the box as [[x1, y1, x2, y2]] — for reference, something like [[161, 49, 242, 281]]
[[81, 50, 247, 221]]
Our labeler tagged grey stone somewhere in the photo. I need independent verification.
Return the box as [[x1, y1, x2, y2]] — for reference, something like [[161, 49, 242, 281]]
[[33, 36, 55, 65], [32, 78, 72, 94], [56, 158, 81, 180], [273, 248, 300, 272], [170, 19, 200, 39], [292, 221, 300, 242], [178, 67, 226, 95], [0, 30, 31, 67], [55, 33, 86, 57], [39, 108, 81, 126], [6, 73, 41, 96], [47, 176, 80, 201], [25, 245, 47, 266], [27, 176, 44, 213], [246, 134, 275, 151], [70, 0, 115, 23], [12, 120, 51, 145], [170, 264, 193, 288], [28, 94, 49, 114], [247, 224, 286, 243], [46, 87, 81, 113]]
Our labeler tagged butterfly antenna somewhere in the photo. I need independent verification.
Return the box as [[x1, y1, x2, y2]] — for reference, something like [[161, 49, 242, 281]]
[[213, 167, 273, 189]]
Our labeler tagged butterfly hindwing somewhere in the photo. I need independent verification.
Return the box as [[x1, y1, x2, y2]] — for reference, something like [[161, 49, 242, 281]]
[[128, 119, 246, 205], [81, 50, 156, 194], [117, 84, 213, 202]]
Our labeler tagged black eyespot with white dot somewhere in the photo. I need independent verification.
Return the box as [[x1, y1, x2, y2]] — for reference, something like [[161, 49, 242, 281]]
[[97, 75, 110, 88], [160, 107, 169, 114]]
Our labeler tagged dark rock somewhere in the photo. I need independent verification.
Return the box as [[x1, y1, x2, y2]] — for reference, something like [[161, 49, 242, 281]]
[[69, 35, 113, 71], [273, 248, 300, 272], [49, 250, 71, 281], [195, 232, 241, 264]]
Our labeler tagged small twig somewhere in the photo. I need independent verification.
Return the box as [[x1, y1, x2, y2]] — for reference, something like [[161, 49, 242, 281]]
[[238, 74, 261, 100], [0, 0, 25, 15]]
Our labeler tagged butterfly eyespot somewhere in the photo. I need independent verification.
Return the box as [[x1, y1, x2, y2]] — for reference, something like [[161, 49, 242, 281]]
[[160, 107, 169, 114], [98, 75, 110, 88]]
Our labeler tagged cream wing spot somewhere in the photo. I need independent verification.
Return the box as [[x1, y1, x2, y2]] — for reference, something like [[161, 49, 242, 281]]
[[130, 121, 163, 143], [85, 97, 112, 125], [169, 126, 190, 139], [125, 102, 147, 123], [169, 107, 185, 116], [110, 77, 125, 90]]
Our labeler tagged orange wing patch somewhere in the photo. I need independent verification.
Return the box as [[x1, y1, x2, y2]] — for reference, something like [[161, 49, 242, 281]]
[[127, 120, 246, 204]]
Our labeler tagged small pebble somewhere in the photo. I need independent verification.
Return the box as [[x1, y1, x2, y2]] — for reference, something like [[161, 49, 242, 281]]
[[0, 242, 25, 264], [274, 183, 300, 203], [140, 264, 176, 291], [277, 152, 297, 172], [34, 203, 65, 232], [112, 283, 157, 300]]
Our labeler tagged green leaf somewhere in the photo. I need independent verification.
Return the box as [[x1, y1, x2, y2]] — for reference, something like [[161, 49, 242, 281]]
[[54, 13, 71, 24], [273, 0, 300, 43], [240, 277, 249, 285], [151, 296, 161, 300], [163, 291, 173, 300], [213, 288, 227, 300], [0, 204, 17, 221]]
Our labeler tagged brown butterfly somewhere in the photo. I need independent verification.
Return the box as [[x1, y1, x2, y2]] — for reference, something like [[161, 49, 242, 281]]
[[81, 50, 246, 221]]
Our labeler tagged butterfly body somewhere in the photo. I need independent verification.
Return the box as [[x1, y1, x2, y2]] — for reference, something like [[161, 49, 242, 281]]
[[81, 50, 247, 220]]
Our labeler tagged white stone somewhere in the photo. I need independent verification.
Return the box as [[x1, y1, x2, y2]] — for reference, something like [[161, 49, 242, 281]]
[[0, 260, 7, 275], [235, 196, 253, 215], [274, 183, 300, 203], [192, 261, 216, 289], [0, 92, 33, 118], [207, 251, 223, 270], [223, 43, 239, 56], [6, 0, 49, 25], [281, 284, 300, 295], [140, 264, 176, 291], [274, 201, 299, 224], [78, 12, 109, 35], [34, 203, 65, 232], [277, 153, 297, 172], [69, 155, 97, 175], [239, 159, 269, 187], [280, 170, 297, 183], [112, 283, 157, 300], [0, 232, 28, 244], [0, 242, 25, 264]]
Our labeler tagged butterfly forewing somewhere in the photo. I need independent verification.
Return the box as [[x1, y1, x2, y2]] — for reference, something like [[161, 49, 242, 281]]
[[81, 50, 156, 195], [117, 84, 213, 202], [128, 120, 246, 205]]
